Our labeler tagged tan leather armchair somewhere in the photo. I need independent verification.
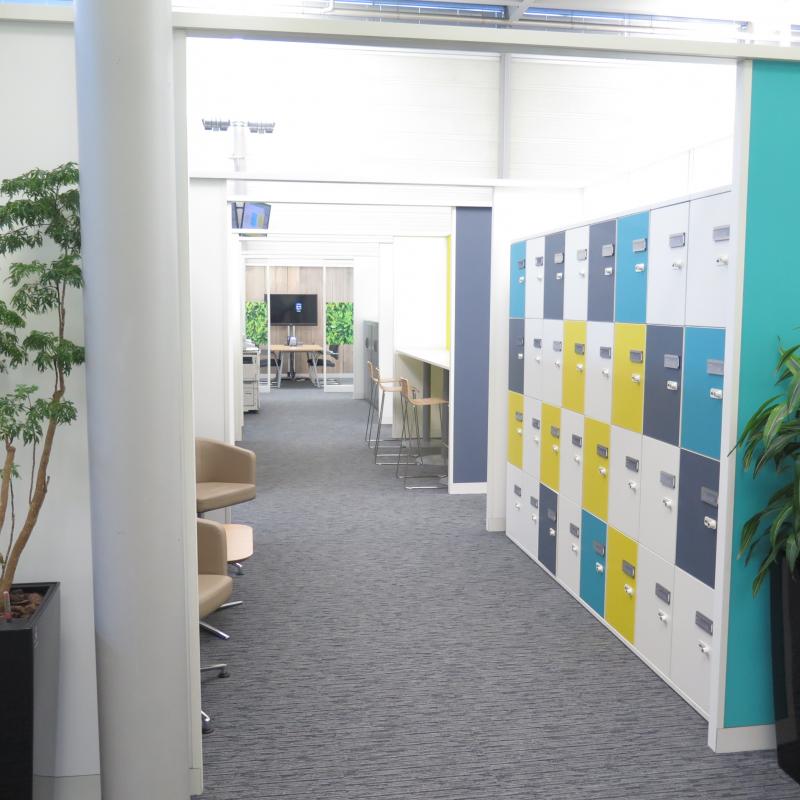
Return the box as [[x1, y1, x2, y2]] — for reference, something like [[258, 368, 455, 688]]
[[195, 438, 256, 515]]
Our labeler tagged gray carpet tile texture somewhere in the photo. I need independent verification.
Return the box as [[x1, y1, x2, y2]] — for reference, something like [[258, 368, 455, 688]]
[[198, 385, 799, 800]]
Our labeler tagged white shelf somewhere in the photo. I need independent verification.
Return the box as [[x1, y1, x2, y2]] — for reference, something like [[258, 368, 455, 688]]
[[396, 348, 450, 371]]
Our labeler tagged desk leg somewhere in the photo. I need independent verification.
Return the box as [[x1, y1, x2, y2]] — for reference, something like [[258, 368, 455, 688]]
[[277, 353, 283, 388], [422, 361, 431, 441]]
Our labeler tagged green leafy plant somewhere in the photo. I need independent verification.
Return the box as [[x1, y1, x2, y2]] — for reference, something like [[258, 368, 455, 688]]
[[326, 301, 353, 347], [246, 300, 268, 346], [736, 341, 800, 596], [0, 163, 84, 596]]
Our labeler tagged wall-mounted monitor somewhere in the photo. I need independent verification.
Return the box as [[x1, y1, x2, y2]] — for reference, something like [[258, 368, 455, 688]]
[[268, 294, 318, 326], [231, 201, 271, 230]]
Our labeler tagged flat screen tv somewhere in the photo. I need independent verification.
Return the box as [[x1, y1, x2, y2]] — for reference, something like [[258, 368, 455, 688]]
[[232, 201, 271, 230], [268, 294, 318, 326]]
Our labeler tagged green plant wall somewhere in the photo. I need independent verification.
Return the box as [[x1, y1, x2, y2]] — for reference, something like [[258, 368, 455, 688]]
[[245, 300, 268, 346], [326, 302, 353, 346]]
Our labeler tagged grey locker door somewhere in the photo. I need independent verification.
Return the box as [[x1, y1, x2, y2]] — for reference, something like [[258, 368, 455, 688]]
[[538, 483, 558, 575], [643, 325, 684, 446], [676, 450, 719, 588], [588, 219, 616, 322], [508, 318, 525, 394], [544, 230, 566, 320]]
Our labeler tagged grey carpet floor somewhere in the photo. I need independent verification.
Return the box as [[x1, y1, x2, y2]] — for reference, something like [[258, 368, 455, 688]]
[[198, 386, 799, 799]]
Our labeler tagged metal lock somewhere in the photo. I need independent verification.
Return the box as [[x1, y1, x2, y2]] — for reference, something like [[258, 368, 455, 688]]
[[556, 272, 564, 281], [518, 275, 525, 284], [571, 543, 579, 554], [627, 480, 638, 491], [624, 584, 634, 597], [704, 516, 717, 530], [595, 562, 604, 574], [662, 497, 673, 509], [715, 255, 729, 267], [698, 641, 711, 655], [666, 380, 679, 391], [555, 360, 561, 368], [517, 352, 524, 360], [574, 455, 581, 464], [602, 368, 610, 378], [516, 428, 523, 436], [531, 514, 538, 523], [552, 444, 559, 453], [514, 502, 521, 510], [578, 269, 587, 277], [548, 527, 556, 537], [535, 356, 542, 363], [657, 610, 668, 623], [598, 466, 607, 477], [603, 267, 614, 277], [672, 260, 684, 270], [576, 363, 584, 372], [710, 388, 723, 400], [631, 373, 641, 384], [634, 262, 646, 273]]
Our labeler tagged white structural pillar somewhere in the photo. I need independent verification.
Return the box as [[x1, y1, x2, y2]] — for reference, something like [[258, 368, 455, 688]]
[[75, 2, 193, 798]]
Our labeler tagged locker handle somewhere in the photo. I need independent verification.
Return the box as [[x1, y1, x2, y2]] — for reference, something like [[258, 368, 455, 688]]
[[516, 428, 523, 436], [710, 388, 723, 400], [631, 373, 641, 384], [555, 360, 561, 368], [556, 272, 564, 281], [627, 480, 638, 491], [634, 262, 646, 273], [698, 641, 711, 655], [602, 368, 610, 378], [715, 255, 729, 266], [662, 497, 673, 509], [574, 455, 581, 464], [623, 584, 634, 597], [552, 445, 559, 453], [571, 544, 579, 554], [576, 363, 584, 372], [657, 610, 668, 623], [666, 380, 679, 391], [534, 436, 540, 444], [578, 269, 586, 277], [514, 502, 521, 510], [603, 267, 614, 277], [704, 516, 717, 530], [535, 356, 542, 363], [672, 260, 684, 270], [532, 514, 538, 523], [517, 352, 524, 360], [595, 562, 604, 574], [537, 274, 543, 281], [518, 276, 525, 284], [598, 467, 607, 477], [548, 527, 556, 537]]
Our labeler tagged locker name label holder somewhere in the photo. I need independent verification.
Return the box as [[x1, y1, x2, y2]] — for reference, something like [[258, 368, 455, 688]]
[[655, 583, 672, 605]]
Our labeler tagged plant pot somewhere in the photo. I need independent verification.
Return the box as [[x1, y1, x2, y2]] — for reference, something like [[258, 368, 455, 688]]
[[0, 582, 60, 800]]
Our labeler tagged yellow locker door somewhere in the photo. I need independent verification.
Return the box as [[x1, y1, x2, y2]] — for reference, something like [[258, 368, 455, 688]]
[[507, 391, 524, 468], [612, 323, 647, 433], [563, 320, 587, 414], [540, 403, 561, 491], [605, 528, 638, 642], [583, 418, 610, 521]]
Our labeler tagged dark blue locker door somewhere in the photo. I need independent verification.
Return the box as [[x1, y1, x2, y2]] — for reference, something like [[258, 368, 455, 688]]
[[543, 231, 566, 320], [508, 318, 525, 394], [643, 325, 684, 446], [676, 449, 719, 588], [538, 483, 558, 575], [588, 219, 616, 322]]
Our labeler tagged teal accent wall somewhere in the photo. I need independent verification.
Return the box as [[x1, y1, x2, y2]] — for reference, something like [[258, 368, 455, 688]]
[[725, 60, 800, 728]]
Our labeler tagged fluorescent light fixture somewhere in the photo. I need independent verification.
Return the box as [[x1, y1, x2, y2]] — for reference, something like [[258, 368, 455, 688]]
[[201, 118, 231, 131], [247, 121, 276, 134]]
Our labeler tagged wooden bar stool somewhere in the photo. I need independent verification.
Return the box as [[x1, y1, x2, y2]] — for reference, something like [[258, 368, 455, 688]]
[[365, 361, 378, 444], [395, 377, 448, 490], [371, 366, 409, 465]]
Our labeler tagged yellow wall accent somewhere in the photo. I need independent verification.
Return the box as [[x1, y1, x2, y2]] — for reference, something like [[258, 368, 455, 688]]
[[563, 320, 587, 414], [582, 418, 611, 521], [605, 528, 638, 643], [612, 323, 647, 433], [540, 403, 561, 491], [507, 391, 524, 468]]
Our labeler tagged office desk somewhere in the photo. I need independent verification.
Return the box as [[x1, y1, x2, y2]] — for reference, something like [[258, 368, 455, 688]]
[[270, 344, 324, 388]]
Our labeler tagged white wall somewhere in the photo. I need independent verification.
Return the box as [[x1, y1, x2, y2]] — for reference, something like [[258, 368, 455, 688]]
[[0, 20, 100, 799], [187, 40, 499, 183]]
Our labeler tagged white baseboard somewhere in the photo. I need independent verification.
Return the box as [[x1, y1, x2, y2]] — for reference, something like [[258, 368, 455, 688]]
[[449, 481, 487, 495], [190, 765, 203, 797], [34, 773, 101, 800], [712, 723, 776, 753], [486, 515, 505, 532]]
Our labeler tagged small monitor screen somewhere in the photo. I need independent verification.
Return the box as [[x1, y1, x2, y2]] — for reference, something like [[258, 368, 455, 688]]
[[232, 202, 271, 229], [269, 294, 318, 326]]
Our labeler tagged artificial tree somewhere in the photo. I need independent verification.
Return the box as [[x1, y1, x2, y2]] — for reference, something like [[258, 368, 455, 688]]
[[0, 163, 84, 603]]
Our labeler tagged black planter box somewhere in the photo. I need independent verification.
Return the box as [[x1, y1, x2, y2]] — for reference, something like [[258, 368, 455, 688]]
[[0, 582, 60, 800]]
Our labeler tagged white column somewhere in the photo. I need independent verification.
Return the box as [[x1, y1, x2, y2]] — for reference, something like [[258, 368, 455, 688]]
[[75, 2, 193, 798]]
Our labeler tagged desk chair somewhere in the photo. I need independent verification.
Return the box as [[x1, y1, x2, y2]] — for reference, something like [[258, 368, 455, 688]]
[[307, 345, 339, 388], [261, 350, 281, 387], [198, 518, 234, 733], [395, 377, 448, 490]]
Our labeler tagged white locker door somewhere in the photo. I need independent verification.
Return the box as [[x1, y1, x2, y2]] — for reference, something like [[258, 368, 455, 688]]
[[670, 567, 715, 713], [506, 463, 527, 547], [639, 436, 680, 564], [556, 497, 582, 596], [608, 426, 643, 541], [525, 236, 546, 320], [646, 202, 690, 326], [686, 192, 733, 328], [563, 225, 590, 321], [634, 546, 675, 677], [524, 318, 544, 400], [585, 321, 614, 423], [541, 319, 564, 408], [559, 408, 584, 507], [523, 396, 542, 482]]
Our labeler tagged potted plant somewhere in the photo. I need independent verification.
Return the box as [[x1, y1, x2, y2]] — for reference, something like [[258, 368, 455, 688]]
[[737, 340, 800, 783], [0, 163, 84, 800]]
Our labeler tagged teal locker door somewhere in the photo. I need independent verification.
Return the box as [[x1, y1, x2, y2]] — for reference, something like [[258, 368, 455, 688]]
[[580, 510, 607, 616], [681, 327, 725, 459], [615, 211, 649, 324], [510, 241, 526, 318]]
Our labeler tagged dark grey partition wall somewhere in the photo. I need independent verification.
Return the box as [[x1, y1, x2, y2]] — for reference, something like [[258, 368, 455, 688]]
[[453, 207, 492, 484]]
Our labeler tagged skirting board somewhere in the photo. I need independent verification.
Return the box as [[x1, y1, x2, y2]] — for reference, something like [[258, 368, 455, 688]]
[[450, 481, 487, 495], [33, 773, 101, 800], [711, 723, 776, 753]]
